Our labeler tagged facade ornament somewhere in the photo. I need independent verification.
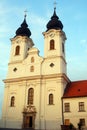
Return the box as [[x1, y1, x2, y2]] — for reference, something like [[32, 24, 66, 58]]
[[23, 105, 36, 113]]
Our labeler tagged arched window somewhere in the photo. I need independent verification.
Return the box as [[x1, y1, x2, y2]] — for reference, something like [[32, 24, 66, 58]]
[[10, 96, 15, 107], [15, 45, 20, 55], [49, 94, 53, 105], [30, 66, 34, 72], [50, 40, 55, 50], [28, 88, 34, 105], [31, 57, 34, 63]]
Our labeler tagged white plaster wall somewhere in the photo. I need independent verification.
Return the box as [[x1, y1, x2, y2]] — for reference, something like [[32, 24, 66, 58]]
[[7, 47, 43, 79], [1, 82, 26, 128], [43, 29, 66, 59], [1, 79, 42, 129], [10, 36, 34, 62], [39, 77, 67, 130], [63, 97, 87, 128], [42, 29, 66, 76], [42, 58, 66, 75]]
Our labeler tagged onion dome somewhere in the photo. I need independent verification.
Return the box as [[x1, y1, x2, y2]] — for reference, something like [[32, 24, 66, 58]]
[[46, 8, 63, 31], [16, 15, 31, 37]]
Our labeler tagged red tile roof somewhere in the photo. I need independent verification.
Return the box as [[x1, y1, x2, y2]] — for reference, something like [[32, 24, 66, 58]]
[[63, 80, 87, 98]]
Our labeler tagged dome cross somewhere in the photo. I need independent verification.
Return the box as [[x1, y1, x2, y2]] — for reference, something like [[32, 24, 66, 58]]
[[54, 1, 57, 10], [24, 10, 28, 19]]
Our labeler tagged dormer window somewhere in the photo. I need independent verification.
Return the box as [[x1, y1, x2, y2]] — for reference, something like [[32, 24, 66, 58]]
[[15, 45, 20, 55], [50, 39, 55, 50]]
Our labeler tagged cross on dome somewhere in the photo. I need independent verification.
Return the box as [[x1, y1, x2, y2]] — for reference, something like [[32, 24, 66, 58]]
[[24, 10, 28, 18], [54, 1, 57, 10]]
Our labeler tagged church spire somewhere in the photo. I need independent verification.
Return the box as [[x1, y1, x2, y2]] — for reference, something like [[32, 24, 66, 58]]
[[15, 11, 31, 37]]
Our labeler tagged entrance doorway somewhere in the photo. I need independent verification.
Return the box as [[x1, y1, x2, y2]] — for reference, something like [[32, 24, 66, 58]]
[[29, 116, 33, 127], [25, 116, 33, 128], [22, 106, 36, 129]]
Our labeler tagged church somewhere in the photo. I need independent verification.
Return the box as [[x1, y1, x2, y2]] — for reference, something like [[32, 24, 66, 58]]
[[0, 6, 87, 130]]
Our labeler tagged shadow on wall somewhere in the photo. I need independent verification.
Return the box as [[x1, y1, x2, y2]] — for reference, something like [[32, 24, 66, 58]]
[[0, 86, 4, 119]]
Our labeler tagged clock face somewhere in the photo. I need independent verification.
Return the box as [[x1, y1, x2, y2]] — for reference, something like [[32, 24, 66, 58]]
[[50, 33, 55, 38]]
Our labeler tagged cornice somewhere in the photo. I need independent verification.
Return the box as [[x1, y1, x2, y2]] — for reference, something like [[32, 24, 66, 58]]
[[3, 73, 70, 83], [8, 60, 23, 65], [3, 75, 42, 83], [44, 56, 67, 64], [62, 95, 87, 99], [43, 29, 66, 40], [42, 73, 70, 82], [10, 36, 30, 42]]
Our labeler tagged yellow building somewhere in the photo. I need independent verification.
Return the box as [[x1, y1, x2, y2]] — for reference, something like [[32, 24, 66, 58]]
[[0, 7, 87, 130]]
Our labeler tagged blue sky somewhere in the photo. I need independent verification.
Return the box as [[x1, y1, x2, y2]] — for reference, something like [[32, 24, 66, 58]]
[[0, 0, 87, 117]]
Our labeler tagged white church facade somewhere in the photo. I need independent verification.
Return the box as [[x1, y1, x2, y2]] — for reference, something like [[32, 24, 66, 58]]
[[0, 7, 87, 130]]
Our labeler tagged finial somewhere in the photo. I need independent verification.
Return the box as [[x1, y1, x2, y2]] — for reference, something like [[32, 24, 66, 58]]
[[54, 1, 57, 10], [24, 10, 28, 19]]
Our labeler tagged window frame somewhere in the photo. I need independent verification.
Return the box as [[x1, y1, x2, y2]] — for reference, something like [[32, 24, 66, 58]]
[[10, 96, 15, 107], [31, 57, 34, 63], [15, 45, 20, 55], [30, 66, 34, 72], [64, 119, 70, 125], [28, 88, 34, 105], [50, 39, 55, 50], [80, 118, 85, 126], [79, 102, 85, 112], [64, 103, 70, 112], [49, 93, 54, 105]]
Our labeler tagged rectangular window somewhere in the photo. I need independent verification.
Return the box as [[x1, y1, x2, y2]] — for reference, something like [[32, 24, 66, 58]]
[[79, 102, 85, 111], [64, 119, 70, 125], [64, 103, 70, 112], [80, 119, 85, 126]]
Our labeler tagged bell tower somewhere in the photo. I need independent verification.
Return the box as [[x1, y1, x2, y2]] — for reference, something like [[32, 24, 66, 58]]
[[43, 7, 67, 75], [41, 7, 69, 130], [7, 14, 34, 78], [9, 14, 34, 63]]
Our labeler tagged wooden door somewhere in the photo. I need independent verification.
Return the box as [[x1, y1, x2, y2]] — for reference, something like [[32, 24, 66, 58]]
[[29, 116, 33, 127]]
